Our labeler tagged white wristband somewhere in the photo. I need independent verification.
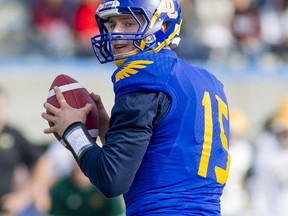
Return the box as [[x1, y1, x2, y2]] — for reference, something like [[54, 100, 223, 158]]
[[65, 124, 94, 158]]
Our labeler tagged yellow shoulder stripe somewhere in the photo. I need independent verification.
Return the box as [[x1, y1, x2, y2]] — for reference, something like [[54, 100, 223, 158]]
[[115, 60, 153, 82]]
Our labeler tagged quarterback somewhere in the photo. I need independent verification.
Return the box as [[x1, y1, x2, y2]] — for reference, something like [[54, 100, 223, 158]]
[[42, 0, 231, 215]]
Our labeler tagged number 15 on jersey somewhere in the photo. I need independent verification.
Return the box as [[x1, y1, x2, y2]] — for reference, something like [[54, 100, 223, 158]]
[[198, 91, 231, 185]]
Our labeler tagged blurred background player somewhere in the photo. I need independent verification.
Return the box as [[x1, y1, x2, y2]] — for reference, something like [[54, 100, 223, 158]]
[[249, 97, 288, 216], [0, 87, 39, 215], [49, 159, 125, 216], [2, 140, 125, 216], [221, 108, 253, 216]]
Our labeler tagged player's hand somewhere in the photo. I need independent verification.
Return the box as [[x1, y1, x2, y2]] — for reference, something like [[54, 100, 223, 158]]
[[90, 92, 109, 145], [1, 188, 32, 215], [42, 86, 92, 137]]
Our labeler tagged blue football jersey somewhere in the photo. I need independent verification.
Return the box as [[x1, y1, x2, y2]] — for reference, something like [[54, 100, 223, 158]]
[[112, 49, 230, 215]]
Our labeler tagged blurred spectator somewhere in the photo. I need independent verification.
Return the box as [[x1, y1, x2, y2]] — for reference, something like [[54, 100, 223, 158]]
[[275, 0, 288, 58], [0, 0, 288, 62], [31, 0, 77, 57], [73, 0, 101, 56], [194, 0, 235, 61], [230, 0, 264, 64], [249, 97, 288, 216], [176, 0, 235, 62], [0, 87, 39, 214], [221, 108, 253, 216], [258, 0, 282, 51], [176, 0, 203, 60], [0, 0, 32, 56]]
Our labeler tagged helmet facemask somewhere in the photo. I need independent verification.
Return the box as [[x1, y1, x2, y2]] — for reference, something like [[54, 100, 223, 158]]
[[91, 7, 153, 63]]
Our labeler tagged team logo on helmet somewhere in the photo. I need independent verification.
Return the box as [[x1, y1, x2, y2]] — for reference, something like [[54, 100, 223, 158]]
[[98, 0, 120, 10]]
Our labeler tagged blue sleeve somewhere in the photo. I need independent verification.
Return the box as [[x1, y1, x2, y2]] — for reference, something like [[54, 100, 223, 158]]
[[79, 91, 170, 198]]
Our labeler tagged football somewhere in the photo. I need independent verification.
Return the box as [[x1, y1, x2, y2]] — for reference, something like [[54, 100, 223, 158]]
[[46, 74, 99, 142]]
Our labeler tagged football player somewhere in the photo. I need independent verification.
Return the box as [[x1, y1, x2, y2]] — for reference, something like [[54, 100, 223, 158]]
[[42, 0, 231, 215]]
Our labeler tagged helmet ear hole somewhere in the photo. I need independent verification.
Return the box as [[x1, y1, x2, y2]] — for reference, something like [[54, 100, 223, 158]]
[[161, 22, 170, 33]]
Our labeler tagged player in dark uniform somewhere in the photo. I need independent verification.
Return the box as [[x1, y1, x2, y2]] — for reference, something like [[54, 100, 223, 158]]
[[0, 88, 39, 213], [42, 0, 231, 215]]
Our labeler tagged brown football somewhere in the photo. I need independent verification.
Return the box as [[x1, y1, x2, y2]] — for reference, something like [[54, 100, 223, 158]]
[[46, 74, 99, 142]]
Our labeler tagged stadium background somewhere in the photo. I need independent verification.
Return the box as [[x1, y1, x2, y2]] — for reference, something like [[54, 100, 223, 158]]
[[0, 0, 288, 215], [0, 58, 287, 144], [0, 0, 287, 144]]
